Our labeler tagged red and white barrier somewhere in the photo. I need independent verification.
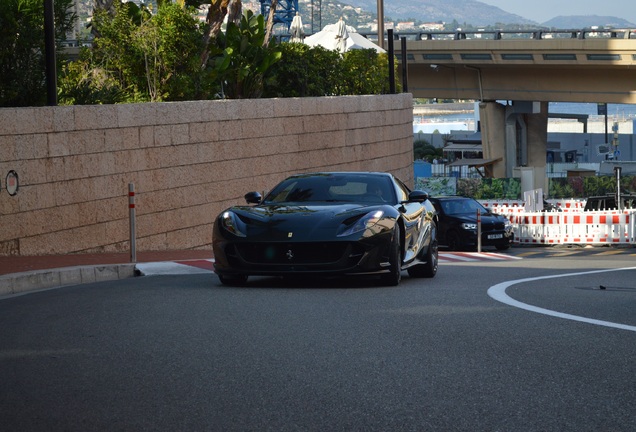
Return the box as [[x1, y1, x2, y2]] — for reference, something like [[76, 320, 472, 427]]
[[493, 209, 636, 245], [550, 199, 586, 212], [480, 199, 585, 213]]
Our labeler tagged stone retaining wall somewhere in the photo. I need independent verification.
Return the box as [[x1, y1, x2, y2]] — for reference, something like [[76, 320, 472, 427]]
[[0, 94, 414, 257]]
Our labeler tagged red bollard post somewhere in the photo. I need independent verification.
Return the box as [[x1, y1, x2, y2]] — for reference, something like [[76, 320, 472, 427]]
[[129, 183, 137, 263]]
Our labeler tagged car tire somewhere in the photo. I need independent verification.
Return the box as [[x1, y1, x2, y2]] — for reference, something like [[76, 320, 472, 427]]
[[447, 230, 461, 251], [380, 224, 402, 286], [408, 238, 438, 278], [218, 274, 248, 286]]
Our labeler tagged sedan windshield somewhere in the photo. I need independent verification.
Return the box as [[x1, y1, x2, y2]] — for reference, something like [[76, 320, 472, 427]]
[[441, 198, 487, 215], [264, 174, 395, 204]]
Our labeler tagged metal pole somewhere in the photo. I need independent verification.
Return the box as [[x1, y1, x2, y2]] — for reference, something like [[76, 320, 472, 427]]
[[477, 209, 482, 253], [615, 166, 622, 211], [129, 183, 137, 263], [376, 0, 384, 49], [388, 29, 395, 94], [401, 37, 408, 92]]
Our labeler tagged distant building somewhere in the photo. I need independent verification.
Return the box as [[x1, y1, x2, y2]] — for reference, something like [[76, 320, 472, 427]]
[[396, 22, 416, 31], [420, 22, 445, 31], [370, 21, 394, 32]]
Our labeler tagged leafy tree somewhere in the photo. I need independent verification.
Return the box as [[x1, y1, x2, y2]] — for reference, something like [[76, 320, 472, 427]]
[[264, 43, 398, 98], [200, 0, 231, 68], [60, 1, 208, 103], [337, 49, 396, 95], [132, 3, 204, 101], [0, 0, 76, 107], [413, 139, 443, 161], [52, 2, 403, 104], [87, 1, 147, 101], [58, 50, 125, 105], [263, 43, 341, 97], [211, 10, 282, 99]]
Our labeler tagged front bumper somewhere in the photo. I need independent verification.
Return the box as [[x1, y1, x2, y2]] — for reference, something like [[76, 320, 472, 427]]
[[213, 234, 393, 278], [460, 229, 514, 248]]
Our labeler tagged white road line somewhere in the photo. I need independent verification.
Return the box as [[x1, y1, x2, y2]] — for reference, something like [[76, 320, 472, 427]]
[[482, 252, 522, 260], [487, 267, 636, 332], [439, 252, 521, 262], [440, 253, 479, 262]]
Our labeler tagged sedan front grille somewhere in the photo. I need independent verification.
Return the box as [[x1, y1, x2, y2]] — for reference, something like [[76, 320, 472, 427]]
[[480, 221, 505, 232]]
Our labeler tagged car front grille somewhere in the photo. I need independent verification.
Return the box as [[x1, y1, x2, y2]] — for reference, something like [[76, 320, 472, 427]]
[[231, 242, 363, 268], [480, 221, 505, 232]]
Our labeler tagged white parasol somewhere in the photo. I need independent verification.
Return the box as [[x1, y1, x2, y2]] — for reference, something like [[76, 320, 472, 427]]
[[335, 17, 349, 53], [304, 20, 385, 53], [289, 12, 305, 43]]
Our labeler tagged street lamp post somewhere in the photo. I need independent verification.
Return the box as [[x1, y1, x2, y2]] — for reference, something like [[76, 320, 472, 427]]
[[376, 0, 384, 49]]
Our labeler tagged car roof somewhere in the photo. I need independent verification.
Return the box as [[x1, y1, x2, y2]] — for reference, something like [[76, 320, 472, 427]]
[[287, 171, 393, 178]]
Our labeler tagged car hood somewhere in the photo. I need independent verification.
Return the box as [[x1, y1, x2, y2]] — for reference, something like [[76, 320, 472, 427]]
[[227, 203, 389, 241]]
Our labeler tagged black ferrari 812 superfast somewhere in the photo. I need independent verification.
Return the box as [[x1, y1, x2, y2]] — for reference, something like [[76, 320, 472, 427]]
[[213, 172, 438, 286]]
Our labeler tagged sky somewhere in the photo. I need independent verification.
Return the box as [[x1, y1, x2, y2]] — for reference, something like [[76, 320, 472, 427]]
[[479, 0, 636, 25]]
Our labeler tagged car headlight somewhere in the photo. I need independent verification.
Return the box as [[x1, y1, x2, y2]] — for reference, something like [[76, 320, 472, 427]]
[[220, 211, 246, 237], [461, 222, 477, 230], [337, 210, 384, 237]]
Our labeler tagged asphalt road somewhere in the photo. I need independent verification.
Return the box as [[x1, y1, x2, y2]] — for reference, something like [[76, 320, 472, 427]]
[[1, 250, 635, 431]]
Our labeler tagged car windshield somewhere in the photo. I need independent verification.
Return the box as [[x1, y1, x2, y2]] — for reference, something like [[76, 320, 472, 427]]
[[264, 174, 396, 204], [441, 198, 486, 215]]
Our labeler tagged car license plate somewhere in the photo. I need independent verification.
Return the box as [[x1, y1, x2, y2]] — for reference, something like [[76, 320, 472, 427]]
[[488, 234, 503, 239]]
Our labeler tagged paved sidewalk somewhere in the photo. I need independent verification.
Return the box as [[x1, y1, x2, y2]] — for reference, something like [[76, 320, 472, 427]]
[[0, 250, 213, 297]]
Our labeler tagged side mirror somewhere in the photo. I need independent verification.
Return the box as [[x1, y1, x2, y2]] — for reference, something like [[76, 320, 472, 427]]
[[244, 191, 262, 204], [408, 190, 429, 203]]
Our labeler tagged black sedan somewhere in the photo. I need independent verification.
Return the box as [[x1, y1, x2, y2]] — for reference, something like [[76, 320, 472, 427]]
[[428, 196, 514, 251], [213, 172, 439, 286]]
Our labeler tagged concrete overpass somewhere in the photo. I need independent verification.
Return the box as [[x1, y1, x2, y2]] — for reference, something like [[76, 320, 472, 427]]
[[393, 28, 636, 186]]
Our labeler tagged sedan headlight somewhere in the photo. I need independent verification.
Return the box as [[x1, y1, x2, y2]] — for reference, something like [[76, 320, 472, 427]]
[[461, 222, 477, 230], [220, 211, 246, 237], [337, 210, 384, 237], [504, 218, 512, 231]]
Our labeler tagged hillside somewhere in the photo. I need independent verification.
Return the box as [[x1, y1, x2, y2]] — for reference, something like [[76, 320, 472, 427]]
[[308, 0, 635, 29], [75, 0, 635, 36], [338, 0, 534, 26], [543, 15, 636, 28]]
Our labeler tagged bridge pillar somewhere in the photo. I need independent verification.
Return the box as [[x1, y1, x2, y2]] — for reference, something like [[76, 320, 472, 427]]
[[479, 101, 548, 192], [525, 102, 548, 193], [479, 101, 506, 177]]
